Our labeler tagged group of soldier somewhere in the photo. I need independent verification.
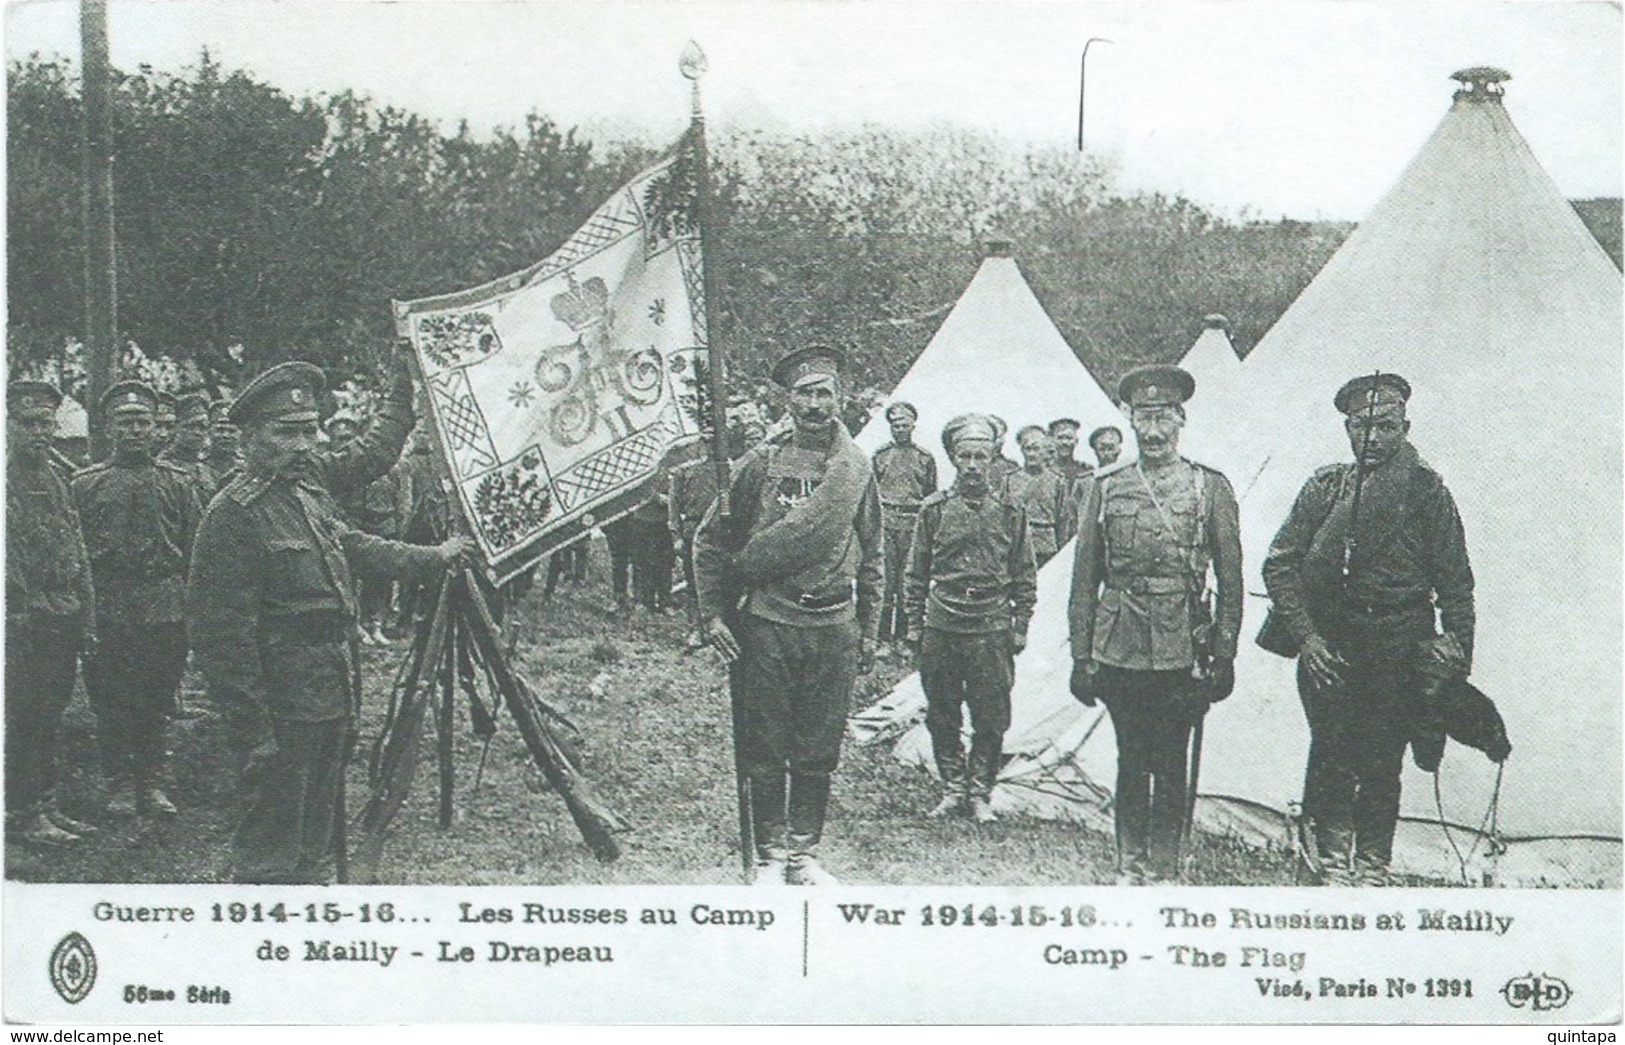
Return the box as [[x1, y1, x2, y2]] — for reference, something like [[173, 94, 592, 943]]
[[6, 351, 470, 884], [7, 337, 1475, 891], [697, 346, 1473, 889]]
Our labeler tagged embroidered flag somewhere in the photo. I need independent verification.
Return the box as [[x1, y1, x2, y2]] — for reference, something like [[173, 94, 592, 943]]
[[395, 139, 709, 583]]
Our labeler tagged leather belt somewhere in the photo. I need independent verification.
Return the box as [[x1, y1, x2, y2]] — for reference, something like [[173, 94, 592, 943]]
[[881, 502, 922, 515], [1105, 576, 1187, 595], [795, 590, 853, 611], [263, 611, 350, 646], [932, 580, 1002, 600]]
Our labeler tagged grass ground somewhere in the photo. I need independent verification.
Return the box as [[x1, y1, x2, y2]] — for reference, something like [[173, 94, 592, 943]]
[[7, 541, 1305, 887]]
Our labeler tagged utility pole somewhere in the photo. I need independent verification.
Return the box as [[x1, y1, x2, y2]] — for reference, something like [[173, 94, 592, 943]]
[[81, 0, 117, 457]]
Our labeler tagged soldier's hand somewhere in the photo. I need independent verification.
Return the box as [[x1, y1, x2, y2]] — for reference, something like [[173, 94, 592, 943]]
[[1010, 630, 1028, 655], [1207, 657, 1235, 702], [704, 615, 741, 665], [436, 535, 476, 565], [858, 637, 876, 676], [1300, 633, 1346, 689], [1069, 659, 1098, 706]]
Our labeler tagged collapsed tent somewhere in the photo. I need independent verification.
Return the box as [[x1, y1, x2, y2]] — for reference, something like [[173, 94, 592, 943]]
[[855, 69, 1622, 886], [854, 241, 1132, 470]]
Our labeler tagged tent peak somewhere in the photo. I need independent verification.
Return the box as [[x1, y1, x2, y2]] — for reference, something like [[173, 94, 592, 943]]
[[1450, 66, 1510, 103], [982, 238, 1014, 259], [1202, 313, 1230, 331]]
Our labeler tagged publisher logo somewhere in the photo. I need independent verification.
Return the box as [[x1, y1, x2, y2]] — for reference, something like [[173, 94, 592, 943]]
[[1502, 973, 1571, 1011], [48, 932, 97, 1004]]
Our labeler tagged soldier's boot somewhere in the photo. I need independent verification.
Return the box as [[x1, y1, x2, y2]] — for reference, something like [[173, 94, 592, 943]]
[[749, 774, 789, 886], [139, 784, 179, 818], [18, 810, 81, 847], [928, 751, 968, 819], [968, 746, 1000, 824], [44, 794, 98, 837], [785, 773, 838, 886], [1314, 826, 1357, 887]]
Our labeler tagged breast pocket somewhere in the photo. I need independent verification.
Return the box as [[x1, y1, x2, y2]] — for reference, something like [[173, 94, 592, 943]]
[[1104, 500, 1139, 558], [266, 537, 332, 599]]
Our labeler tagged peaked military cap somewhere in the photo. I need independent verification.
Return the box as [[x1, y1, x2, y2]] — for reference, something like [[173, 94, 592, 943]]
[[771, 345, 846, 389], [9, 380, 63, 413], [1118, 364, 1195, 408], [326, 411, 361, 434], [208, 397, 235, 423], [174, 391, 211, 422], [941, 413, 997, 453], [230, 362, 326, 425], [100, 380, 159, 416], [1047, 417, 1082, 435], [155, 389, 178, 414], [884, 401, 919, 422], [1334, 372, 1412, 415]]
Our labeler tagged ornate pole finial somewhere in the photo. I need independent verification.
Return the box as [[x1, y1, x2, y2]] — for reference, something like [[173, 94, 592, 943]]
[[680, 41, 708, 118]]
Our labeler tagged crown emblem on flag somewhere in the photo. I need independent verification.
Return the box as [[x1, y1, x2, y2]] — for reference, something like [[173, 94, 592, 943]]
[[551, 276, 611, 332]]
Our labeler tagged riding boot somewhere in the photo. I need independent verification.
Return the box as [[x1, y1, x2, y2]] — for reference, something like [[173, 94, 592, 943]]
[[967, 744, 1001, 823], [786, 772, 838, 885], [748, 772, 789, 883], [929, 750, 968, 818]]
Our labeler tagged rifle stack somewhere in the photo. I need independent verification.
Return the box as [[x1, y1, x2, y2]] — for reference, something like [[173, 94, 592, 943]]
[[351, 565, 625, 882]]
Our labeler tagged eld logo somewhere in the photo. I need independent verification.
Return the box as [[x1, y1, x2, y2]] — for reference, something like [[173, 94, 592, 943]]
[[48, 932, 97, 1004], [1502, 973, 1571, 1011]]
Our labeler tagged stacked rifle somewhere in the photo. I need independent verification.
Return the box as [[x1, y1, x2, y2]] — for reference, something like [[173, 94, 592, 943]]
[[350, 565, 625, 881]]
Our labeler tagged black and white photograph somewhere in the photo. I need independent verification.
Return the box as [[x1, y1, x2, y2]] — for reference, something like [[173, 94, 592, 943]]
[[2, 0, 1620, 1026]]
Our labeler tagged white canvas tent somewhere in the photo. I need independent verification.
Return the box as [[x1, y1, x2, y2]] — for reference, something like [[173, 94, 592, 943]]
[[1175, 314, 1257, 485], [854, 243, 1132, 471], [855, 70, 1622, 885], [55, 394, 88, 440]]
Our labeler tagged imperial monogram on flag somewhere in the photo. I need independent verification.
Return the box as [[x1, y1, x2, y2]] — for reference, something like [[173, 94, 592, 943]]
[[395, 139, 709, 581]]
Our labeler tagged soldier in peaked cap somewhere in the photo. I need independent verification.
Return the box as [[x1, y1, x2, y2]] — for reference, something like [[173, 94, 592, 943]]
[[158, 392, 216, 500], [1069, 364, 1243, 883], [152, 389, 178, 455], [6, 380, 99, 845], [189, 361, 473, 883], [73, 380, 203, 819], [693, 344, 882, 885], [1262, 372, 1474, 886], [206, 397, 242, 494], [872, 400, 937, 644], [905, 414, 1037, 822]]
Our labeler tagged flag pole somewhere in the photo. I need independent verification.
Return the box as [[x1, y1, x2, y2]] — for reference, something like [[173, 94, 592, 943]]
[[682, 42, 753, 882], [682, 41, 730, 519]]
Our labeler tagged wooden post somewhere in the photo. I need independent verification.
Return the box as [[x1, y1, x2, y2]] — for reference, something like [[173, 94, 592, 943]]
[[81, 0, 117, 458]]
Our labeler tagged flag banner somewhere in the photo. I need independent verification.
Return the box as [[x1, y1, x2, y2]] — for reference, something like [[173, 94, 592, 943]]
[[395, 139, 709, 582]]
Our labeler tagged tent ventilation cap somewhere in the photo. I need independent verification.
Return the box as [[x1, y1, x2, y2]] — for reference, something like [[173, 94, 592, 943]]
[[1451, 66, 1510, 103], [982, 239, 1015, 258], [1202, 313, 1230, 330]]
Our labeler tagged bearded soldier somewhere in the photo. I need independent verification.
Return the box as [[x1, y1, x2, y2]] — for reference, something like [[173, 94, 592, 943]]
[[693, 345, 882, 886], [906, 414, 1037, 822], [871, 401, 937, 644], [188, 362, 471, 884], [73, 381, 202, 817], [1261, 373, 1474, 885], [1069, 365, 1242, 883], [6, 381, 98, 845]]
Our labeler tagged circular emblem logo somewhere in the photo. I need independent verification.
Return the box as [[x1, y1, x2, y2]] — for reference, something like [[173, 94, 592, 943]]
[[49, 931, 97, 1004]]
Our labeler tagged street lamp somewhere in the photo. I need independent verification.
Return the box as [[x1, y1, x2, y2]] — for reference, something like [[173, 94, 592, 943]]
[[1078, 37, 1114, 152]]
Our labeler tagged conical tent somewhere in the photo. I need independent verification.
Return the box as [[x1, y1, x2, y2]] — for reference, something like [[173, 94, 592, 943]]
[[854, 246, 1131, 471], [856, 71, 1622, 885], [1175, 314, 1258, 487]]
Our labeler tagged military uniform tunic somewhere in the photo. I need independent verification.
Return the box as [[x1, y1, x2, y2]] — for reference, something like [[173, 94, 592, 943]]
[[189, 471, 445, 882], [1069, 458, 1243, 875], [904, 484, 1037, 796], [1261, 441, 1474, 868], [872, 440, 937, 640], [1006, 464, 1075, 566], [6, 456, 95, 821], [72, 457, 202, 789]]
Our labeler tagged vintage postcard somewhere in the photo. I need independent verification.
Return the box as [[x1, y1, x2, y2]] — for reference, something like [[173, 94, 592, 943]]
[[2, 0, 1619, 1027]]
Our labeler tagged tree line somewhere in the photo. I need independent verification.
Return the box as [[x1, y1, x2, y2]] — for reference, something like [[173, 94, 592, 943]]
[[10, 53, 1619, 403]]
